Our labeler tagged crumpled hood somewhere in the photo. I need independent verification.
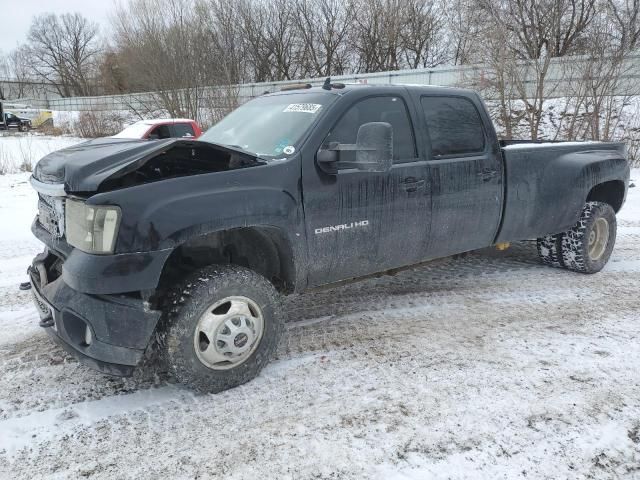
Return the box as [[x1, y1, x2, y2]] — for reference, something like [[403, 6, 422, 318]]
[[33, 137, 178, 192]]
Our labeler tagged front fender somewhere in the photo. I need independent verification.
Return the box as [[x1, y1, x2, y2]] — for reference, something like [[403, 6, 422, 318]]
[[90, 162, 302, 251], [132, 184, 299, 251], [88, 162, 307, 291]]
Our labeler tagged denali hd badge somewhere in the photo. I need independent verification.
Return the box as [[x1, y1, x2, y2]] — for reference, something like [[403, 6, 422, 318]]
[[315, 220, 369, 234]]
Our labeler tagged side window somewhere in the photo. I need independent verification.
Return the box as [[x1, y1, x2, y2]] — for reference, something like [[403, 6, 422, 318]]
[[420, 96, 485, 157], [149, 125, 171, 139], [172, 123, 195, 138], [325, 96, 417, 163]]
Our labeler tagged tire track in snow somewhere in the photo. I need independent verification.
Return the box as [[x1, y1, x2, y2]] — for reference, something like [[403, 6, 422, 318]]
[[0, 386, 190, 454]]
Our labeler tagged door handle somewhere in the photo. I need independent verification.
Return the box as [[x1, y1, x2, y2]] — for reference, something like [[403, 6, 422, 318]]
[[477, 169, 498, 181], [401, 177, 426, 193]]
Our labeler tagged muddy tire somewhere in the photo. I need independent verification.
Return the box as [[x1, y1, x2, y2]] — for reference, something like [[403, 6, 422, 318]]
[[561, 201, 616, 274], [536, 234, 564, 268], [161, 265, 284, 393]]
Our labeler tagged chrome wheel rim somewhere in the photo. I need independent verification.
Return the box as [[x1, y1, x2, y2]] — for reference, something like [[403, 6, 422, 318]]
[[588, 217, 609, 261], [193, 296, 264, 370]]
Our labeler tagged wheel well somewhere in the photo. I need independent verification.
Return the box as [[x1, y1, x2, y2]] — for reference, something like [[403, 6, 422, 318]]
[[157, 227, 296, 295], [587, 181, 625, 212]]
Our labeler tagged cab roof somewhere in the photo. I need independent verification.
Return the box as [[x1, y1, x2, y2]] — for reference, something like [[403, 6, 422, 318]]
[[264, 82, 478, 98], [134, 118, 196, 125]]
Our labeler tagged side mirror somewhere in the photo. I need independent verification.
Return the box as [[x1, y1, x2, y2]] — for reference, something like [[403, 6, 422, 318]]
[[147, 133, 160, 140], [355, 122, 393, 172], [317, 122, 393, 174]]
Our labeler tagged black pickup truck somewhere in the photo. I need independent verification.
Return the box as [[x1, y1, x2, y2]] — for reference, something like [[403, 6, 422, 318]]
[[28, 83, 630, 392], [0, 104, 32, 131]]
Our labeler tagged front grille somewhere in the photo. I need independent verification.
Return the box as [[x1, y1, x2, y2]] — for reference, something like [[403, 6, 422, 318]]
[[38, 193, 65, 238]]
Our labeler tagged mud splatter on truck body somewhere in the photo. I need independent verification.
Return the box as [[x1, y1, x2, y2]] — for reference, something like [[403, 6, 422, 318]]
[[27, 84, 629, 388]]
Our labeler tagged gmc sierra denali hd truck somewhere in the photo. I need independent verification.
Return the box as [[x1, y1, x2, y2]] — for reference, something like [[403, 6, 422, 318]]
[[28, 83, 630, 392]]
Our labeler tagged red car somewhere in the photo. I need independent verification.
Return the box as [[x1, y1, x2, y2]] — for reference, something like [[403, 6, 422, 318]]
[[112, 118, 202, 140]]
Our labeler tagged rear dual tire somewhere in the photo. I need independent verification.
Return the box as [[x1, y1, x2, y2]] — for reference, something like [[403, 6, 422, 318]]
[[536, 233, 563, 268], [536, 201, 616, 274]]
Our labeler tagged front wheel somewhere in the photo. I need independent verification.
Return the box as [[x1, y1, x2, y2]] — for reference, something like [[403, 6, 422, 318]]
[[561, 201, 617, 273], [161, 265, 284, 393]]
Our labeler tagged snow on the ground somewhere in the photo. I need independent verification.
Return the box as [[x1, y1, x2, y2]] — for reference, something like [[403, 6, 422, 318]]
[[0, 134, 85, 174], [51, 110, 80, 127], [0, 134, 638, 478]]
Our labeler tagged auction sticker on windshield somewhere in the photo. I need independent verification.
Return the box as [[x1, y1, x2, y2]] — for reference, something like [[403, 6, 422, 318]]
[[283, 103, 322, 114]]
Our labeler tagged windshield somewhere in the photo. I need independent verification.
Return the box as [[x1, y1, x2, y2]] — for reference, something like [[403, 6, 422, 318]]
[[200, 92, 335, 158], [113, 123, 152, 139]]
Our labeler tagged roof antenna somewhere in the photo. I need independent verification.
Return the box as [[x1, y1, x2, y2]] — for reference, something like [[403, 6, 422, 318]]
[[322, 77, 331, 90]]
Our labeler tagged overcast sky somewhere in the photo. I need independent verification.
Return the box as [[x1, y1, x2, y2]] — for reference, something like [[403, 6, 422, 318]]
[[0, 0, 114, 53]]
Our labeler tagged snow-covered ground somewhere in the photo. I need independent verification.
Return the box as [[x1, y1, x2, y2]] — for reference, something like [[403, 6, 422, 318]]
[[0, 136, 639, 478], [0, 134, 85, 174]]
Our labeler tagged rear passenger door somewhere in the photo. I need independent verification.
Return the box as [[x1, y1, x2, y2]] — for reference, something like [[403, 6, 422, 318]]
[[420, 95, 503, 257]]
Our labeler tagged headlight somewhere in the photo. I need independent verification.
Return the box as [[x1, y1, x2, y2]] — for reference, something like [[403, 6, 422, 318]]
[[65, 199, 121, 254]]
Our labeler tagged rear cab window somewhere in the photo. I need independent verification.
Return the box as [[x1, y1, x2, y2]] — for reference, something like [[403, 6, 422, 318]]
[[420, 96, 486, 158], [172, 123, 196, 138]]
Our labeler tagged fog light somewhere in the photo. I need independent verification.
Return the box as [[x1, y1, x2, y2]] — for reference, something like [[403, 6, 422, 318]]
[[84, 326, 93, 346]]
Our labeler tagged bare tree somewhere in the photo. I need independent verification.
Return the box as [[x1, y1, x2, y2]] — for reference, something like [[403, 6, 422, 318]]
[[0, 53, 8, 99], [294, 0, 354, 76], [481, 0, 598, 59], [608, 0, 640, 51], [350, 0, 404, 72], [99, 49, 128, 94], [199, 0, 249, 84], [0, 46, 47, 100], [399, 0, 447, 68], [232, 0, 309, 82], [470, 25, 525, 139], [261, 0, 302, 80], [349, 0, 446, 72], [113, 0, 211, 118], [9, 47, 37, 99], [446, 0, 487, 65], [558, 10, 640, 141], [26, 13, 102, 96], [96, 0, 639, 160], [473, 0, 599, 139]]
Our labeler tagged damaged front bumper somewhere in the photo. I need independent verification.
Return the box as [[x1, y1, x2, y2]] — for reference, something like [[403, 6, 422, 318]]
[[29, 250, 162, 376]]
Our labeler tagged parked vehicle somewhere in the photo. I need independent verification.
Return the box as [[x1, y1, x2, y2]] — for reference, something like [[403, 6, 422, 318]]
[[0, 102, 32, 131], [112, 118, 202, 140], [28, 83, 630, 392], [2, 103, 53, 129]]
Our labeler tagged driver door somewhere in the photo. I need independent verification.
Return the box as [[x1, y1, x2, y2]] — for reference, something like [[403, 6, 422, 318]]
[[302, 94, 431, 286]]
